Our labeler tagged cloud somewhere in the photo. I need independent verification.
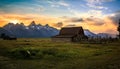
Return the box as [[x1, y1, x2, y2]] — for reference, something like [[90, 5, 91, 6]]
[[85, 0, 114, 4], [85, 0, 114, 10], [58, 1, 69, 7], [60, 16, 104, 26], [86, 3, 108, 10], [47, 0, 69, 8], [75, 16, 117, 34], [88, 10, 103, 17], [0, 3, 45, 14], [65, 24, 76, 27], [64, 17, 84, 23], [86, 16, 105, 26], [60, 16, 84, 23], [59, 14, 117, 35], [107, 11, 120, 25], [0, 13, 63, 27], [86, 0, 114, 4], [67, 7, 104, 19], [54, 22, 63, 28], [61, 16, 105, 27]]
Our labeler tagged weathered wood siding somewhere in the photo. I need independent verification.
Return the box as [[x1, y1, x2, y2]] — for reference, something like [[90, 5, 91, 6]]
[[52, 38, 72, 42]]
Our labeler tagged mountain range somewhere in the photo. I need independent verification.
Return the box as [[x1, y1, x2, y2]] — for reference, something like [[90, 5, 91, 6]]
[[1, 21, 59, 38], [84, 29, 116, 38], [0, 21, 116, 38]]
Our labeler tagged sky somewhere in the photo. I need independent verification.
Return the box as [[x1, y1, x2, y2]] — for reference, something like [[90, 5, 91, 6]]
[[0, 0, 120, 34]]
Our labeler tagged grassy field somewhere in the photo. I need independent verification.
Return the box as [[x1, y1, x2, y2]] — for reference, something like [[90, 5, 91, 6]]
[[0, 38, 120, 69]]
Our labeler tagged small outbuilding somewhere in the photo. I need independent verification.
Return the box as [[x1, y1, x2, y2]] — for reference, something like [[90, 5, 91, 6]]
[[52, 27, 87, 42], [0, 33, 17, 40]]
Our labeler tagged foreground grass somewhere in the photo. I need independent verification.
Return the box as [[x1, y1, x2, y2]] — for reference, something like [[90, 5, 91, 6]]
[[0, 38, 120, 69]]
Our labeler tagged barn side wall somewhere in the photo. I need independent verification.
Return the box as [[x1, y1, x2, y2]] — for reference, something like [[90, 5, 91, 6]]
[[52, 37, 72, 42]]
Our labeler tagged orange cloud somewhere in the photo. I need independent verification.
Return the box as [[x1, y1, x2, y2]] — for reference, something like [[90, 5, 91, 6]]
[[61, 16, 118, 34], [0, 13, 62, 27]]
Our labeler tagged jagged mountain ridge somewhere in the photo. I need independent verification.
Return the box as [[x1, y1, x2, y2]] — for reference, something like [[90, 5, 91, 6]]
[[3, 21, 59, 38], [84, 29, 97, 37]]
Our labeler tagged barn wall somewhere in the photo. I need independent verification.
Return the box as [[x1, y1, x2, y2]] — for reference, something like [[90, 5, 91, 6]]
[[52, 38, 72, 42]]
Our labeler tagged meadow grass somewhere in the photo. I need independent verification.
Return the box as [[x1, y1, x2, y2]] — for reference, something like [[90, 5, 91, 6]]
[[0, 38, 120, 69]]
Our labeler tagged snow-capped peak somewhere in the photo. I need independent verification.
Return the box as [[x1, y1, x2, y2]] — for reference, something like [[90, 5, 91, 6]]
[[84, 29, 97, 37], [29, 21, 36, 26]]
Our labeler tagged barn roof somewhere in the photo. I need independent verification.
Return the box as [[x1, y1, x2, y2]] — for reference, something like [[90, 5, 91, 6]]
[[59, 27, 84, 35], [53, 27, 85, 38]]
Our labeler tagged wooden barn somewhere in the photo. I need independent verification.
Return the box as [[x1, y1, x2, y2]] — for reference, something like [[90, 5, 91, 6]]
[[52, 27, 88, 42]]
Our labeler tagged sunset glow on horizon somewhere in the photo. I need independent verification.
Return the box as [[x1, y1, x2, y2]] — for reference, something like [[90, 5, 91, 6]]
[[0, 0, 120, 34]]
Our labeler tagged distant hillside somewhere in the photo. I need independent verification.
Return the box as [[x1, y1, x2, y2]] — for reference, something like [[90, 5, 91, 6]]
[[84, 29, 116, 38], [97, 33, 116, 38]]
